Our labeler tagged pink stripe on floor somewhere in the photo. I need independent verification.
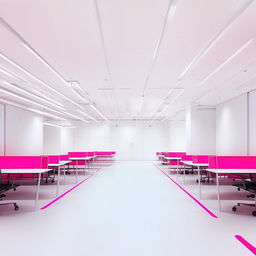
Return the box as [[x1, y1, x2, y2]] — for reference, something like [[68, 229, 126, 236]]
[[152, 162, 218, 219], [235, 235, 256, 255], [41, 169, 100, 210]]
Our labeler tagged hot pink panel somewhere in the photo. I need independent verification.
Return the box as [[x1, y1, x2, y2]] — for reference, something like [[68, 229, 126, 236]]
[[68, 152, 86, 158], [0, 156, 42, 169], [60, 155, 69, 161], [216, 156, 256, 169], [48, 155, 60, 164]]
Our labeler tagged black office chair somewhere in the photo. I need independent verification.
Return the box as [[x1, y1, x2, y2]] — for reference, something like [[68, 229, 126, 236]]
[[0, 170, 19, 211], [232, 174, 256, 216]]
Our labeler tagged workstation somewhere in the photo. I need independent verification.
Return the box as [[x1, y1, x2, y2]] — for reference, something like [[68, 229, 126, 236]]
[[1, 0, 256, 255]]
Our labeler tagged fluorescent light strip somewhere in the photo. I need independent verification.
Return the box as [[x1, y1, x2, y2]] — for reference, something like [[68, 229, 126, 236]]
[[178, 0, 254, 80], [22, 44, 70, 86], [0, 87, 88, 122], [28, 108, 66, 120], [90, 105, 109, 121], [198, 35, 256, 87], [0, 54, 91, 116], [0, 98, 65, 120], [3, 81, 65, 111], [0, 67, 17, 80], [0, 88, 68, 117], [138, 0, 177, 117]]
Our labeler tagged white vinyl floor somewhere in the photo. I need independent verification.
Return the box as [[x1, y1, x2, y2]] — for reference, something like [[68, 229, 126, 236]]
[[0, 161, 256, 256]]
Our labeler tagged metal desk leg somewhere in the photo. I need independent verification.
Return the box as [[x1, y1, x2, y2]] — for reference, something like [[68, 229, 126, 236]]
[[57, 166, 60, 196], [35, 173, 42, 210], [64, 165, 66, 185], [76, 160, 78, 183], [198, 166, 201, 199], [216, 173, 221, 211], [176, 162, 179, 181], [183, 165, 185, 184]]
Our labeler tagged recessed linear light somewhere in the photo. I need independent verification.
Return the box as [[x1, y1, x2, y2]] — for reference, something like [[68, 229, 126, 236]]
[[0, 66, 64, 108], [28, 108, 66, 120], [3, 81, 65, 111], [0, 67, 17, 80], [90, 105, 109, 121], [0, 87, 67, 117], [178, 0, 254, 80], [0, 97, 65, 120], [76, 109, 98, 122], [198, 35, 256, 87], [0, 54, 89, 114], [44, 122, 76, 128], [22, 44, 71, 87]]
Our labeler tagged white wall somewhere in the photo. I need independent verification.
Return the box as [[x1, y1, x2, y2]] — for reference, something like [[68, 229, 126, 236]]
[[61, 128, 74, 154], [74, 121, 169, 160], [169, 121, 186, 152], [43, 125, 61, 155], [186, 105, 216, 155], [0, 104, 4, 155], [5, 105, 43, 155], [248, 90, 256, 155], [216, 94, 248, 156]]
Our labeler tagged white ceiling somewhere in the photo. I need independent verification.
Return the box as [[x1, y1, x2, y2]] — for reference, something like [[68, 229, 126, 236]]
[[0, 0, 256, 124]]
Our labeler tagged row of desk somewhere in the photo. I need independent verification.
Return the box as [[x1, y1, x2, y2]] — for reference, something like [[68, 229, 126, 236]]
[[1, 153, 115, 210], [161, 155, 256, 213]]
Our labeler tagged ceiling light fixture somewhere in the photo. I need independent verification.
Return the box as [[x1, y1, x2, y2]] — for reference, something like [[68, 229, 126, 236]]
[[178, 0, 254, 80], [198, 35, 256, 87], [138, 0, 177, 117], [90, 105, 109, 121], [0, 87, 67, 117], [0, 53, 92, 117], [2, 81, 65, 111]]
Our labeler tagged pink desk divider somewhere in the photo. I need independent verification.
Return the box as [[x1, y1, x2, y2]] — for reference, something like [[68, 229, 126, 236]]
[[68, 152, 87, 165], [0, 156, 49, 179], [167, 152, 186, 165], [192, 155, 209, 164], [208, 155, 256, 178], [60, 155, 69, 161], [48, 155, 60, 164], [181, 154, 193, 161]]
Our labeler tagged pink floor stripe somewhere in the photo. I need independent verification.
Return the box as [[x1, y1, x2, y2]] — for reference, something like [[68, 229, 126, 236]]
[[235, 235, 256, 255], [153, 162, 218, 219], [41, 169, 100, 210]]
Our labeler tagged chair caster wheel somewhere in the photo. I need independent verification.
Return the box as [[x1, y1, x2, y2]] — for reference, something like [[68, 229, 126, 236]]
[[237, 188, 240, 191], [196, 180, 198, 183], [252, 211, 256, 216], [232, 207, 237, 212], [51, 180, 54, 183], [14, 204, 19, 211]]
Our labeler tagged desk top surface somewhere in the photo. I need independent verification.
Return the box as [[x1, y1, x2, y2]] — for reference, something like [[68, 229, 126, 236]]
[[1, 169, 52, 174], [206, 168, 256, 174]]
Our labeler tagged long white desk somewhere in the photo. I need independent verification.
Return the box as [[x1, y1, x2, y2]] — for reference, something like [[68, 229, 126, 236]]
[[69, 157, 95, 182], [180, 161, 209, 196], [1, 168, 52, 210], [206, 169, 256, 211], [49, 161, 72, 187], [163, 157, 182, 180]]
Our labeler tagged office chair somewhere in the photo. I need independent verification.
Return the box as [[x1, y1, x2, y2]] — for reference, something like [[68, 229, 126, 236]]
[[0, 170, 19, 211], [232, 174, 256, 216]]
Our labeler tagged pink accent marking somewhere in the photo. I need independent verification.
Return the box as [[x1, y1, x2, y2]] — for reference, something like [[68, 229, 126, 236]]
[[41, 169, 101, 210], [153, 162, 218, 219], [235, 235, 256, 255], [48, 155, 60, 164]]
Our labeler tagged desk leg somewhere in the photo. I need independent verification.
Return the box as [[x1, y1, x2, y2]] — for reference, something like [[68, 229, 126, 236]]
[[183, 165, 185, 185], [35, 173, 42, 210], [76, 160, 78, 183], [64, 165, 66, 185], [57, 166, 60, 196], [176, 162, 179, 181], [198, 166, 201, 200], [216, 173, 221, 211]]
